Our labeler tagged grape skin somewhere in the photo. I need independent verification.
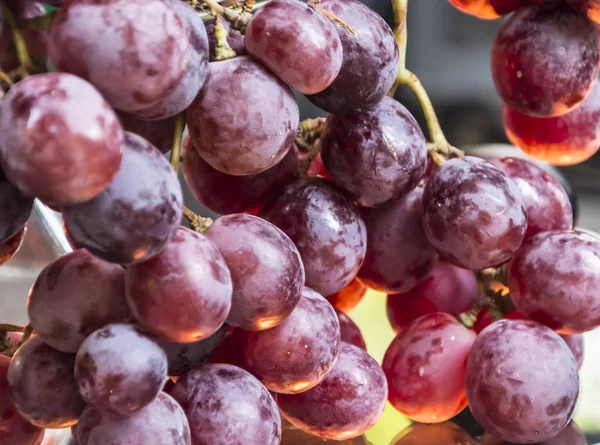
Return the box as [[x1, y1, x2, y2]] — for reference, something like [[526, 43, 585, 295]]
[[336, 309, 366, 350], [481, 421, 587, 445], [561, 334, 584, 370], [0, 167, 31, 243], [568, 0, 600, 24], [326, 278, 367, 314], [392, 422, 477, 445], [205, 19, 245, 62], [0, 228, 25, 266], [118, 112, 177, 154], [281, 417, 370, 445]]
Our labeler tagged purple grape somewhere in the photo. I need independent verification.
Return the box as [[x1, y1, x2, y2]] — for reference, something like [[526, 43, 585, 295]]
[[491, 157, 573, 239], [0, 167, 32, 243], [232, 287, 340, 394], [357, 187, 436, 294], [336, 309, 366, 350], [509, 230, 600, 333], [561, 334, 584, 370], [126, 226, 232, 343], [326, 278, 367, 314], [49, 0, 191, 114], [466, 319, 579, 443], [321, 97, 427, 207], [205, 214, 304, 330], [27, 249, 131, 353], [75, 323, 168, 417], [63, 132, 183, 265], [491, 3, 599, 117], [118, 112, 177, 154], [306, 0, 398, 114], [481, 421, 587, 445], [423, 156, 527, 270], [171, 364, 281, 445], [7, 335, 84, 428], [205, 18, 245, 62], [76, 392, 190, 445], [0, 228, 25, 266], [278, 343, 387, 440], [0, 73, 124, 206], [245, 0, 343, 94], [260, 178, 367, 297]]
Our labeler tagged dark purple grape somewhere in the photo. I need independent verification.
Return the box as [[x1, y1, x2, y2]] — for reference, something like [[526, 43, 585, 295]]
[[260, 178, 367, 297], [357, 187, 436, 294], [75, 323, 168, 417], [326, 278, 367, 314], [422, 156, 527, 270], [392, 422, 477, 445], [466, 319, 579, 443], [321, 97, 427, 207], [205, 18, 245, 62], [491, 3, 599, 117], [205, 214, 303, 330], [0, 167, 32, 243], [76, 392, 190, 445], [0, 73, 124, 206], [509, 230, 600, 333], [171, 364, 281, 445], [278, 343, 387, 440], [561, 334, 584, 370], [568, 0, 600, 24], [126, 226, 232, 343], [245, 0, 343, 94], [49, 0, 190, 114], [232, 287, 340, 394], [63, 132, 182, 265], [118, 112, 177, 154], [0, 228, 25, 266], [27, 249, 131, 353], [306, 0, 398, 114], [187, 56, 299, 176], [481, 421, 587, 445], [7, 335, 84, 428], [336, 310, 366, 350]]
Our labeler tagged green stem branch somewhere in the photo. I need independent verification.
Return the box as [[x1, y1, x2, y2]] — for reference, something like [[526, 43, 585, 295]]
[[3, 8, 34, 73], [183, 206, 213, 233], [170, 113, 186, 174], [202, 0, 252, 31], [213, 14, 237, 60]]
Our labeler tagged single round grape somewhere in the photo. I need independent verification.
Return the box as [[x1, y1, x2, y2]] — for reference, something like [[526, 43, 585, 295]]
[[473, 308, 525, 334], [76, 392, 190, 445], [306, 0, 398, 114], [260, 178, 367, 297], [336, 310, 366, 350], [482, 420, 587, 445], [187, 56, 299, 176], [561, 334, 584, 370], [422, 156, 527, 270], [466, 319, 579, 443], [27, 249, 131, 353], [118, 112, 177, 154], [568, 0, 600, 24], [49, 0, 190, 113], [171, 364, 281, 445], [205, 18, 245, 62], [357, 187, 436, 294], [392, 422, 477, 445], [0, 228, 25, 266], [491, 3, 599, 117], [326, 278, 367, 314], [7, 335, 84, 428], [448, 0, 544, 19], [509, 230, 600, 333], [503, 82, 600, 166], [126, 226, 232, 342], [386, 261, 480, 333], [75, 323, 168, 417], [232, 287, 340, 394], [321, 97, 427, 207], [0, 73, 124, 206], [278, 343, 387, 440], [491, 157, 573, 239], [63, 132, 183, 265]]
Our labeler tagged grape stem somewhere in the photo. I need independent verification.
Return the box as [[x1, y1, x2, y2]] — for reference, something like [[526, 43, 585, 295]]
[[183, 206, 213, 233], [3, 7, 35, 74], [213, 14, 238, 60], [0, 324, 25, 333], [202, 0, 253, 32], [241, 0, 255, 13], [5, 325, 33, 357], [170, 112, 186, 174]]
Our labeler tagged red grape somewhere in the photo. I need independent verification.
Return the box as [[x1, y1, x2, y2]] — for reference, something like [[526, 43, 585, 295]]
[[422, 156, 527, 270], [307, 151, 331, 180], [207, 330, 239, 367], [118, 112, 177, 154], [205, 18, 245, 62], [561, 334, 584, 370], [232, 287, 340, 394], [473, 308, 525, 334], [481, 420, 587, 445], [0, 228, 25, 266], [491, 3, 599, 117], [281, 417, 370, 444], [320, 97, 427, 207], [326, 278, 367, 314], [392, 422, 477, 445], [126, 226, 232, 342], [448, 0, 545, 19], [336, 310, 366, 350], [186, 56, 299, 176], [0, 73, 124, 206], [509, 230, 600, 333], [466, 319, 579, 443], [568, 0, 600, 24]]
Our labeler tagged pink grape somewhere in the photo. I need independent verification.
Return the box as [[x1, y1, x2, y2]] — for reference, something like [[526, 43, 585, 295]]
[[561, 334, 584, 370], [336, 310, 366, 350], [205, 19, 245, 61], [0, 167, 32, 243], [0, 228, 25, 266], [118, 112, 177, 154], [326, 278, 367, 314]]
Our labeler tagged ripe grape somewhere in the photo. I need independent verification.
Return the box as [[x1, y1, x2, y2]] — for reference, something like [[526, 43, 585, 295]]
[[75, 323, 168, 417], [481, 420, 587, 445], [392, 422, 477, 445], [0, 73, 124, 206], [491, 3, 599, 117], [320, 97, 427, 207], [448, 0, 544, 19], [473, 308, 525, 334], [232, 287, 340, 394], [8, 335, 84, 428], [466, 319, 579, 443], [561, 334, 584, 370], [49, 0, 190, 114], [357, 188, 436, 294], [0, 228, 25, 266], [0, 167, 31, 243], [171, 364, 281, 445], [307, 151, 331, 180], [186, 56, 299, 176], [422, 156, 527, 270], [386, 261, 480, 333], [568, 0, 600, 24], [126, 227, 232, 342], [207, 330, 239, 367], [260, 178, 367, 297], [118, 112, 177, 154], [509, 230, 600, 333], [63, 132, 182, 265], [306, 0, 398, 114], [383, 313, 476, 423], [336, 310, 366, 350], [281, 417, 370, 445], [205, 18, 245, 62], [278, 343, 387, 440], [326, 278, 367, 314], [503, 82, 600, 166], [245, 0, 343, 94], [205, 214, 303, 330]]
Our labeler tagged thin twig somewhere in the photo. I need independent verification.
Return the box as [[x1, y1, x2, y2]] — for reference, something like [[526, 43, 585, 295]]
[[6, 325, 32, 357], [315, 7, 357, 35], [170, 113, 186, 174], [203, 0, 252, 31], [0, 70, 14, 86], [0, 324, 25, 332], [3, 7, 34, 74], [213, 14, 237, 61], [183, 206, 213, 234], [241, 0, 256, 14]]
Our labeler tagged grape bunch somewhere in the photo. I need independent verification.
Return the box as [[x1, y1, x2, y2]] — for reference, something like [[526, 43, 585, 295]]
[[0, 0, 597, 444]]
